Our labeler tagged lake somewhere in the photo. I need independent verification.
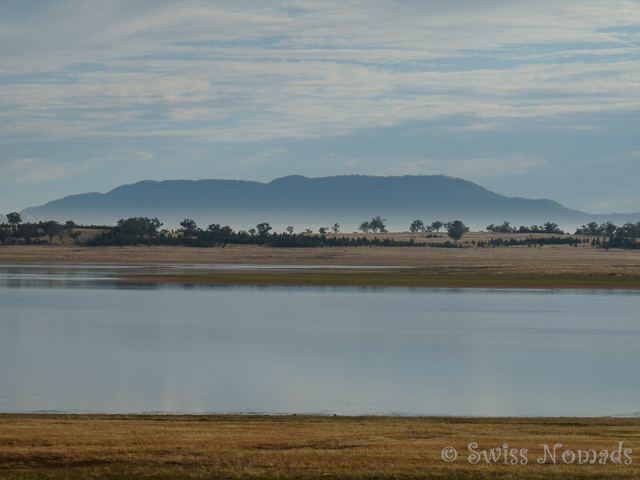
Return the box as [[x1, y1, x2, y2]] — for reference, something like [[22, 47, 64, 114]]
[[1, 265, 639, 417]]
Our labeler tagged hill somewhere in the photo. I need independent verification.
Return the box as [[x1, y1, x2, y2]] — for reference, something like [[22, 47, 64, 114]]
[[20, 174, 640, 231]]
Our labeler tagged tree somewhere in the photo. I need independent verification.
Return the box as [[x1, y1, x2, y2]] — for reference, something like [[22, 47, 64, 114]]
[[149, 217, 163, 238], [69, 230, 81, 244], [430, 221, 444, 233], [358, 222, 371, 233], [601, 221, 616, 241], [248, 228, 257, 235], [318, 226, 329, 234], [410, 220, 425, 233], [332, 223, 340, 234], [0, 228, 11, 245], [486, 221, 513, 233], [179, 219, 198, 236], [6, 212, 21, 230], [42, 221, 66, 243], [304, 228, 313, 234], [286, 226, 294, 234], [65, 220, 77, 230], [543, 222, 562, 234], [256, 222, 272, 235], [117, 217, 158, 238], [369, 216, 387, 233], [445, 220, 469, 243], [16, 223, 37, 242], [586, 221, 601, 236], [56, 227, 68, 243]]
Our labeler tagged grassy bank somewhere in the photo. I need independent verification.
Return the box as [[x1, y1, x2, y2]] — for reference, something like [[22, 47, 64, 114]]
[[126, 267, 640, 289], [1, 415, 638, 479]]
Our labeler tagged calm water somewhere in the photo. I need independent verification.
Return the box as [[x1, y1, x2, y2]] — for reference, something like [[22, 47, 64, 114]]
[[1, 266, 639, 417]]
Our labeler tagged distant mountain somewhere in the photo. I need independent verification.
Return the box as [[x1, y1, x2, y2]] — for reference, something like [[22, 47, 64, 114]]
[[20, 175, 640, 231]]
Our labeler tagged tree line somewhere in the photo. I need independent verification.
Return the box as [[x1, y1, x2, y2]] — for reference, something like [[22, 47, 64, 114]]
[[485, 221, 564, 234], [476, 236, 586, 248], [86, 216, 474, 247], [87, 217, 429, 248], [4, 211, 639, 249], [0, 213, 82, 245]]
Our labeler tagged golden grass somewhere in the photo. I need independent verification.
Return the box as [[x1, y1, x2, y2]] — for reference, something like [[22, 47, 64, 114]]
[[3, 236, 640, 288], [1, 238, 640, 271], [1, 415, 639, 479]]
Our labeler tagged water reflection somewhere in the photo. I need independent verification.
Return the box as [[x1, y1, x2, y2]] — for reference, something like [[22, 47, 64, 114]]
[[1, 266, 639, 416], [0, 264, 404, 289]]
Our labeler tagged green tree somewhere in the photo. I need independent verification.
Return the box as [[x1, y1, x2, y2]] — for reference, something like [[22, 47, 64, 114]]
[[69, 230, 81, 244], [0, 227, 11, 245], [286, 226, 294, 234], [601, 221, 616, 241], [256, 222, 272, 235], [6, 212, 22, 230], [332, 223, 340, 234], [149, 218, 163, 238], [487, 221, 513, 233], [318, 226, 329, 234], [16, 222, 37, 243], [430, 221, 444, 233], [43, 221, 64, 243], [543, 222, 562, 234], [358, 221, 371, 233], [117, 218, 149, 238], [369, 216, 387, 233], [445, 220, 469, 243], [179, 219, 198, 237], [410, 220, 425, 233]]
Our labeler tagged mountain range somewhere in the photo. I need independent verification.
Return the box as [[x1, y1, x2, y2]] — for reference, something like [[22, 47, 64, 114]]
[[19, 175, 640, 232]]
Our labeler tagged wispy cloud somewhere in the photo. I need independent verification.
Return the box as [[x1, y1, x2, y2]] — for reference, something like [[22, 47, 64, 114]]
[[1, 0, 639, 145], [1, 1, 640, 213], [1, 158, 68, 183], [397, 155, 548, 178]]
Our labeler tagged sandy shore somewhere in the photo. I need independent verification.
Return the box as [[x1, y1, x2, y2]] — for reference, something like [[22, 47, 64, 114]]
[[2, 239, 640, 272], [2, 234, 640, 288]]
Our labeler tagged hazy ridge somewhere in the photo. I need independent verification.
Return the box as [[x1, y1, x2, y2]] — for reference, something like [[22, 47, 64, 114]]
[[20, 174, 640, 231]]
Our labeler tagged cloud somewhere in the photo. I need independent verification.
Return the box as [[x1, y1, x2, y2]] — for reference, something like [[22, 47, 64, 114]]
[[1, 0, 640, 146], [1, 1, 640, 213], [397, 156, 548, 178], [590, 196, 640, 214], [1, 158, 68, 183]]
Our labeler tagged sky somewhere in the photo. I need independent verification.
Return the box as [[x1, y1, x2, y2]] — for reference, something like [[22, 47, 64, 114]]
[[1, 0, 640, 215]]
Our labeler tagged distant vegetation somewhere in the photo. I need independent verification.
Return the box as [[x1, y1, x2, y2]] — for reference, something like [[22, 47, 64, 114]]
[[3, 213, 640, 250], [86, 217, 457, 248], [486, 221, 564, 234], [0, 213, 82, 245]]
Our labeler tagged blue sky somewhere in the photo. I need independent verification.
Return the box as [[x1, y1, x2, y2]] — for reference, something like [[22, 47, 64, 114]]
[[1, 0, 640, 215]]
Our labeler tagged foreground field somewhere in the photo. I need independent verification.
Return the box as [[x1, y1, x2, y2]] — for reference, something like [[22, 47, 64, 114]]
[[1, 415, 638, 479]]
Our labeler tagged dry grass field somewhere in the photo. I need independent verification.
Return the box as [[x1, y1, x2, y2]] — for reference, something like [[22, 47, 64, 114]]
[[2, 232, 640, 288], [1, 415, 639, 479]]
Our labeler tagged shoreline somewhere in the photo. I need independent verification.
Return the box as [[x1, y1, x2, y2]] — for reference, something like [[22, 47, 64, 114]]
[[122, 268, 640, 289], [2, 243, 640, 289], [125, 274, 640, 289]]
